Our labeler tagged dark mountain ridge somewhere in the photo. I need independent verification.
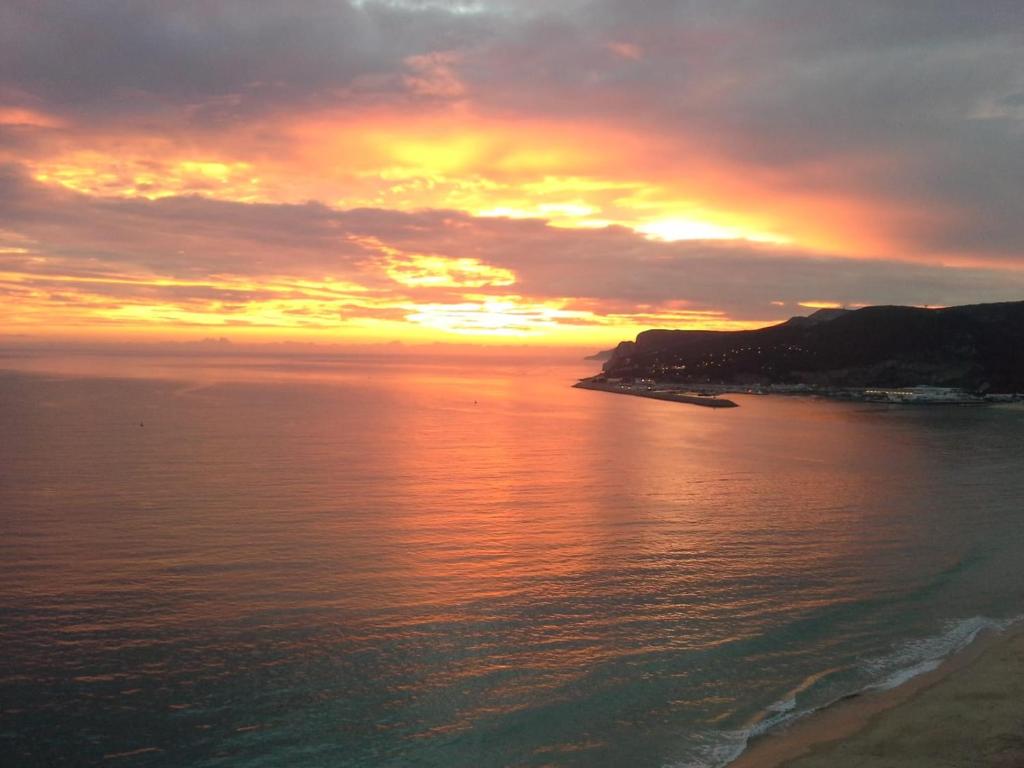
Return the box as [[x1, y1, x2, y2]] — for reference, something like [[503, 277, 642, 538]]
[[600, 301, 1024, 392]]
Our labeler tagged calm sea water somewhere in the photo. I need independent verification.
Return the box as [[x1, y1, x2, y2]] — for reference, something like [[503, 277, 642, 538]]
[[2, 353, 1023, 768]]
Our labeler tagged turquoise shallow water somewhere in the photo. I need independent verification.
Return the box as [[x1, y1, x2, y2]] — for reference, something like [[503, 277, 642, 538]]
[[1, 354, 1023, 767]]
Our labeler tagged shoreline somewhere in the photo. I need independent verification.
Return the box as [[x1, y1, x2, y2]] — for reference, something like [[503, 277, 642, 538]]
[[575, 373, 1022, 407], [730, 619, 1024, 768]]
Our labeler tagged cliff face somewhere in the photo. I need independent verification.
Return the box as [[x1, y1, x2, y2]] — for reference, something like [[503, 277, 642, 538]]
[[601, 340, 634, 371], [600, 301, 1024, 392]]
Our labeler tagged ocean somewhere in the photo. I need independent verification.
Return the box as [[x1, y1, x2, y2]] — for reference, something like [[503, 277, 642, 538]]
[[2, 353, 1023, 767]]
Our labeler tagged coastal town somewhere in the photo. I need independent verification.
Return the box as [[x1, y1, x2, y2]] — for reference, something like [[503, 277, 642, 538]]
[[575, 376, 1024, 408]]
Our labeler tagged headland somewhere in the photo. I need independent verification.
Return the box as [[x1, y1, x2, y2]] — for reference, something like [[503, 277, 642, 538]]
[[581, 301, 1024, 406]]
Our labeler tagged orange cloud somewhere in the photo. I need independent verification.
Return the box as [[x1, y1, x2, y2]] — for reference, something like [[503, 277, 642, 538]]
[[17, 105, 822, 251], [352, 235, 517, 288], [403, 52, 467, 98], [0, 107, 65, 128], [607, 41, 643, 61], [5, 160, 1024, 348]]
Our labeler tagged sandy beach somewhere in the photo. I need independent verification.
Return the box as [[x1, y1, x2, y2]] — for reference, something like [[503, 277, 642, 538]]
[[734, 625, 1024, 768]]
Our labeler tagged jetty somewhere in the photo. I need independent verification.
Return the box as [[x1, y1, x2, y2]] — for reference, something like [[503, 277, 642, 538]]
[[573, 378, 738, 408]]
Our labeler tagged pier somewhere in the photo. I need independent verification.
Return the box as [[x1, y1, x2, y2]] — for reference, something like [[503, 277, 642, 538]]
[[573, 379, 738, 408]]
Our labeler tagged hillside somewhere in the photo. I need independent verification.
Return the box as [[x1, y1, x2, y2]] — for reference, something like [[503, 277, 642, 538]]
[[599, 301, 1024, 393]]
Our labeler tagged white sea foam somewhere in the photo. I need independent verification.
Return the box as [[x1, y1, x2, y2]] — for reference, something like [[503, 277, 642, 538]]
[[862, 614, 1022, 692], [673, 707, 807, 768], [678, 614, 1024, 768], [765, 696, 796, 714]]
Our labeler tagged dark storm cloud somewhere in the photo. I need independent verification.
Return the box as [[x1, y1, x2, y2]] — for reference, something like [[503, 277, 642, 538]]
[[0, 0, 494, 119]]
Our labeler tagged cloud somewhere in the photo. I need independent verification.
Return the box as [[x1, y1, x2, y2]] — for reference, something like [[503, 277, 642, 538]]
[[459, 1, 1024, 260], [3, 165, 1024, 343], [4, 1, 1023, 262], [403, 52, 467, 98], [1, 2, 1023, 342]]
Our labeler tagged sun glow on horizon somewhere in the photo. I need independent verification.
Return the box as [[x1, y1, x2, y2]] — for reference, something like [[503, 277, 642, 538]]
[[22, 105, 820, 250], [13, 131, 810, 345], [4, 66, 1005, 346], [636, 218, 789, 244]]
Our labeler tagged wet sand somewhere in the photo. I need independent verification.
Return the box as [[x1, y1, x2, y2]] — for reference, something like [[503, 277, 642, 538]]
[[734, 625, 1024, 768]]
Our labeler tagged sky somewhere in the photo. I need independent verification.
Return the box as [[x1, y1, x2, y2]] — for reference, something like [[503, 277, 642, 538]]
[[1, 1, 1023, 347]]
